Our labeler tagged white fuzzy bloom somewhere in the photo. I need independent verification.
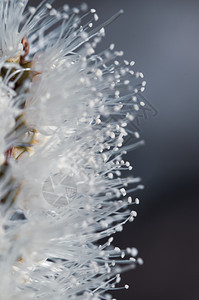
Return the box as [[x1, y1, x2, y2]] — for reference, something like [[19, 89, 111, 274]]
[[0, 1, 146, 299]]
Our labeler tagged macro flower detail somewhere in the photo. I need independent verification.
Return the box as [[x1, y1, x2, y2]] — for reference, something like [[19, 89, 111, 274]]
[[0, 1, 146, 299]]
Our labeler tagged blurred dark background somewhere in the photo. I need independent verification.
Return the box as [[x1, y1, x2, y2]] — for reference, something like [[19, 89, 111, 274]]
[[31, 0, 199, 299]]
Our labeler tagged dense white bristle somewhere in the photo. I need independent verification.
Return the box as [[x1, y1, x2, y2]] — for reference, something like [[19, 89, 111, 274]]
[[0, 1, 146, 299]]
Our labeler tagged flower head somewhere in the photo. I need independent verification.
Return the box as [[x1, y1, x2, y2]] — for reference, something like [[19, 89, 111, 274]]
[[0, 1, 146, 299]]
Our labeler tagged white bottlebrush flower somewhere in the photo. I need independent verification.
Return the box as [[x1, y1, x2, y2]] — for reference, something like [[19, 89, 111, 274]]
[[0, 1, 147, 299]]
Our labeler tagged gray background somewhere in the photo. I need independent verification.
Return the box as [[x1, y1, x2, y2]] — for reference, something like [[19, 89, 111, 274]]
[[30, 0, 199, 299]]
